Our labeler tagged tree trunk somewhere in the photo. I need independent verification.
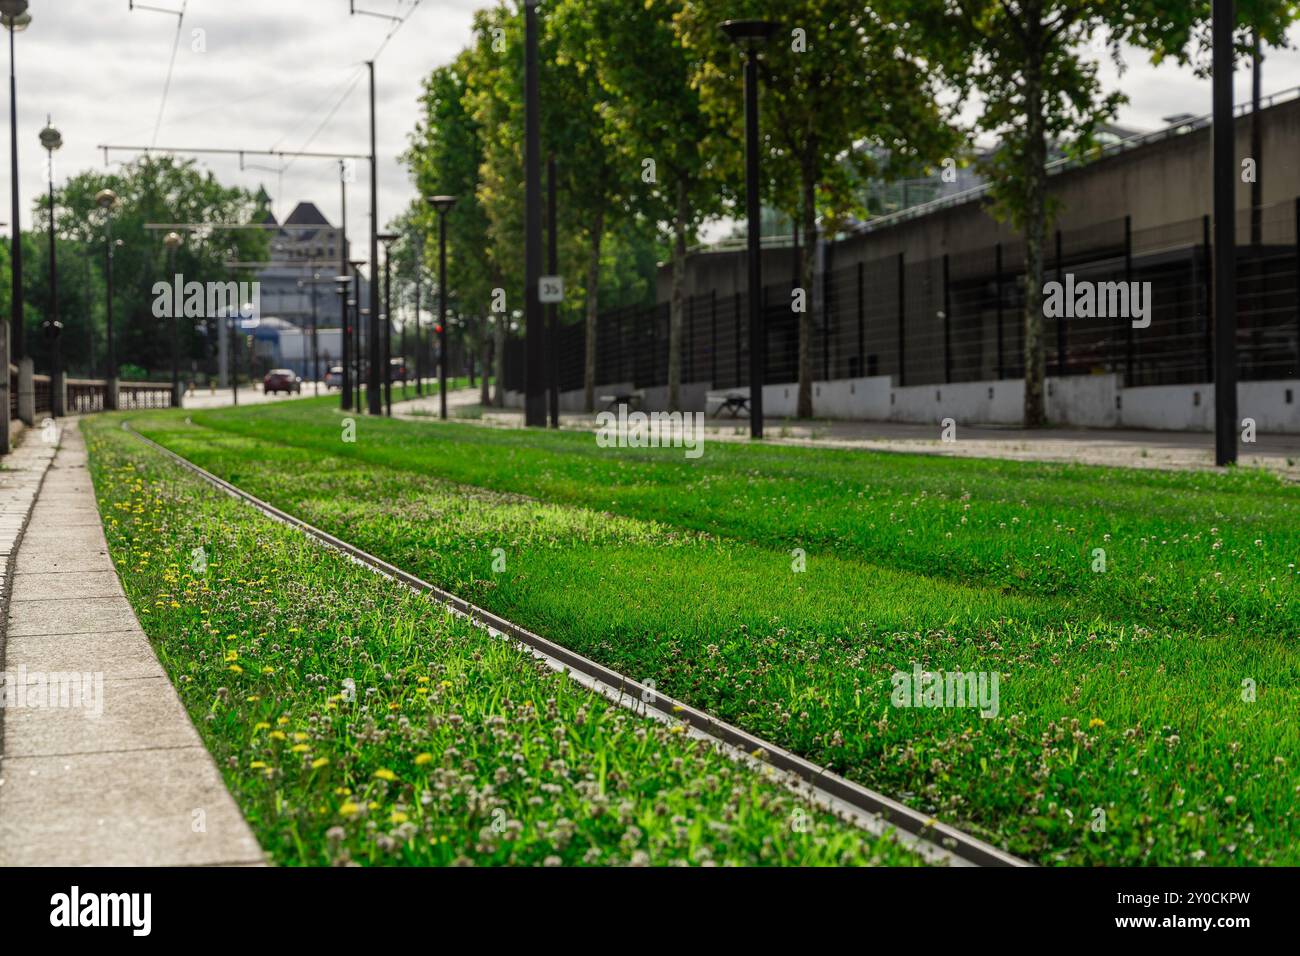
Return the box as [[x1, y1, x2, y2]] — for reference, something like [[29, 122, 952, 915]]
[[667, 178, 688, 411], [583, 207, 604, 414], [797, 168, 817, 419], [492, 314, 506, 407], [480, 319, 492, 406], [1022, 39, 1048, 428]]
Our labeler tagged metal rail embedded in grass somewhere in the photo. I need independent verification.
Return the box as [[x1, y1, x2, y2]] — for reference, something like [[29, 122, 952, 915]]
[[122, 421, 1030, 869]]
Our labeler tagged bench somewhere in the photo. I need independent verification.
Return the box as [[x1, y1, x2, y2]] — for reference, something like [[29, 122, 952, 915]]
[[706, 391, 750, 418], [599, 390, 643, 412]]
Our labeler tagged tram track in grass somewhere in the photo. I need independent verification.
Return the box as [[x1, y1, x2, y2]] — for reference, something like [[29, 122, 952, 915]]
[[121, 419, 1029, 868]]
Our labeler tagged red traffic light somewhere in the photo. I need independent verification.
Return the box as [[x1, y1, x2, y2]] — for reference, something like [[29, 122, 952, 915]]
[[434, 324, 444, 334]]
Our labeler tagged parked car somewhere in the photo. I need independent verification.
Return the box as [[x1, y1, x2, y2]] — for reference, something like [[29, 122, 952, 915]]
[[263, 369, 303, 394], [323, 366, 345, 390], [389, 358, 408, 383]]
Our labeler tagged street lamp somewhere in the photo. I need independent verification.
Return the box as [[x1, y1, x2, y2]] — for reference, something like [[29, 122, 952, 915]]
[[39, 115, 62, 415], [163, 230, 183, 407], [298, 273, 322, 396], [426, 195, 456, 420], [95, 187, 119, 409], [522, 0, 544, 427], [349, 258, 366, 411], [378, 231, 399, 416], [334, 276, 350, 406], [721, 17, 777, 439], [4, 1, 30, 371]]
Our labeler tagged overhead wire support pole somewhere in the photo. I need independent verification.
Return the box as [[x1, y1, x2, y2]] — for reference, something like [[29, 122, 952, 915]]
[[366, 60, 381, 416]]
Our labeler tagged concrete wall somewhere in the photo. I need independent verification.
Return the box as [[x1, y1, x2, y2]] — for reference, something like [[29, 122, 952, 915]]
[[507, 375, 1300, 433], [669, 94, 1300, 301]]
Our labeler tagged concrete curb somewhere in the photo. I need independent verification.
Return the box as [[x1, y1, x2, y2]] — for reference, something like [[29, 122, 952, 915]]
[[0, 421, 265, 866]]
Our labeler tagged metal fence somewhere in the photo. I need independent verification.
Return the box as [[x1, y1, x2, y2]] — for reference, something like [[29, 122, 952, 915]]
[[504, 200, 1300, 396]]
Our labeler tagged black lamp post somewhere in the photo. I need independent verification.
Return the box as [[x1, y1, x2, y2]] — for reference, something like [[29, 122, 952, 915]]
[[164, 230, 182, 407], [378, 231, 399, 415], [427, 195, 456, 420], [721, 18, 777, 439], [299, 272, 321, 396], [334, 275, 350, 403], [95, 187, 119, 409], [39, 115, 61, 415], [349, 258, 366, 411], [412, 233, 422, 397], [3, 1, 28, 368], [522, 0, 545, 427]]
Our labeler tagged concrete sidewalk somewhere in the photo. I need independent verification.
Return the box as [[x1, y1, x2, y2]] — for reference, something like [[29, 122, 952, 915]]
[[395, 391, 1300, 478], [0, 421, 264, 866]]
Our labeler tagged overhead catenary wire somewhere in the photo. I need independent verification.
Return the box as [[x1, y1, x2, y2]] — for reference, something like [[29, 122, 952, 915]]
[[148, 0, 191, 148]]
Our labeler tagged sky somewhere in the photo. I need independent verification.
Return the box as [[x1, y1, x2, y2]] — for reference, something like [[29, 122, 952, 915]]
[[10, 1, 1300, 247]]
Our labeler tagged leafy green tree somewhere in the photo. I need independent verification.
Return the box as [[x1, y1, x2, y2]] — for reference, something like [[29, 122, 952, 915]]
[[680, 0, 953, 418], [912, 0, 1298, 427], [405, 48, 498, 403], [567, 0, 723, 410], [54, 155, 266, 380]]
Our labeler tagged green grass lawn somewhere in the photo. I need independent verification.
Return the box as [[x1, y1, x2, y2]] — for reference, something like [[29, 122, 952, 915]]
[[82, 417, 922, 867], [112, 400, 1300, 865]]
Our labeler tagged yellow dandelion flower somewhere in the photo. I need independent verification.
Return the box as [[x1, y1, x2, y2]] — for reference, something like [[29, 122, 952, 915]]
[[250, 761, 267, 769], [261, 666, 275, 675], [414, 753, 433, 766], [339, 802, 359, 816], [390, 811, 409, 824], [311, 757, 330, 769], [292, 732, 308, 742], [440, 680, 453, 689], [227, 664, 243, 674], [291, 744, 309, 753], [277, 717, 289, 725], [270, 730, 287, 741], [254, 721, 270, 731], [1088, 718, 1105, 729], [373, 768, 397, 782]]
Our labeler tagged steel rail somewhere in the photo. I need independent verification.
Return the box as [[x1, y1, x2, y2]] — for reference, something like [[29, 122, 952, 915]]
[[122, 422, 1031, 869]]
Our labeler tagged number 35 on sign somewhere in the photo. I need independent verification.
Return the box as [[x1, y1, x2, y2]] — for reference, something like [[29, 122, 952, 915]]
[[539, 276, 564, 303]]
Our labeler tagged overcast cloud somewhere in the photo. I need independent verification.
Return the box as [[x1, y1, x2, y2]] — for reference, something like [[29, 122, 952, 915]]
[[10, 1, 1300, 244]]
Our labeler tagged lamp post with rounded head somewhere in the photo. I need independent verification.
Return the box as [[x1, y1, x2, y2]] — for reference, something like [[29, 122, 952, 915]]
[[163, 230, 183, 406], [3, 1, 28, 372], [721, 18, 777, 439], [95, 187, 119, 409], [39, 115, 63, 415], [378, 231, 399, 415], [427, 195, 456, 420]]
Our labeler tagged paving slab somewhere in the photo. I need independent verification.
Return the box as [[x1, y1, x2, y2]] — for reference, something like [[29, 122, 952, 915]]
[[5, 628, 167, 680], [0, 421, 264, 867]]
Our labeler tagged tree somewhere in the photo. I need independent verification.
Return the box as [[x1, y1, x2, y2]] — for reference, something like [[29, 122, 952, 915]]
[[680, 0, 954, 418], [405, 48, 497, 404], [39, 155, 265, 380], [913, 0, 1299, 427], [550, 0, 630, 412], [573, 0, 724, 410]]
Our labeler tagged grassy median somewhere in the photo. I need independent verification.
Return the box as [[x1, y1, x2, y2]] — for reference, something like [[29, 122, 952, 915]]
[[81, 416, 925, 867], [118, 402, 1300, 865]]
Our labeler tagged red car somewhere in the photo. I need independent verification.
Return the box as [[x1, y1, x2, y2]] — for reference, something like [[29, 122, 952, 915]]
[[263, 369, 303, 394]]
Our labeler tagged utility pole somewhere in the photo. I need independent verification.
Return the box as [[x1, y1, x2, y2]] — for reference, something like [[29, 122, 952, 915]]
[[1212, 0, 1238, 466], [367, 60, 381, 415], [339, 162, 352, 411], [547, 154, 559, 428], [523, 0, 545, 426]]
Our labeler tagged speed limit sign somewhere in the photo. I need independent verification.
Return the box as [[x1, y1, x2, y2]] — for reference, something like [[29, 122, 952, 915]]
[[539, 276, 564, 303]]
